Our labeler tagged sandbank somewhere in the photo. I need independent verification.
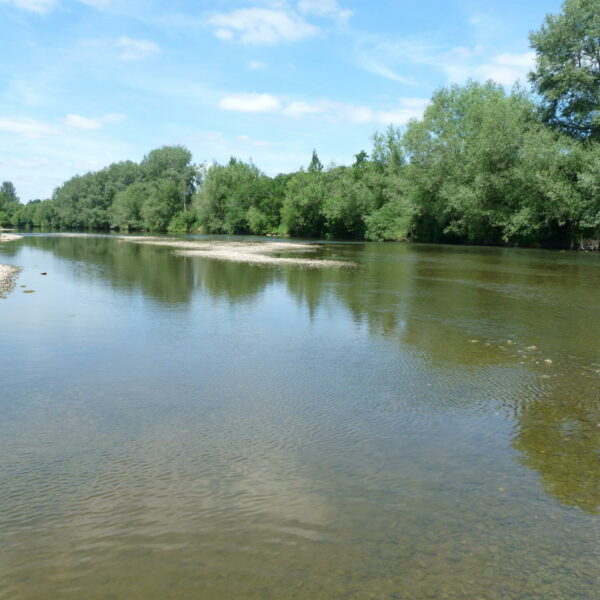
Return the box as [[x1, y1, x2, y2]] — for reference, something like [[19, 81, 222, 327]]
[[120, 237, 354, 268], [0, 233, 23, 243]]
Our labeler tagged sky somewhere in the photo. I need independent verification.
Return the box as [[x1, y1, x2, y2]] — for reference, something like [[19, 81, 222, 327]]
[[0, 0, 563, 202]]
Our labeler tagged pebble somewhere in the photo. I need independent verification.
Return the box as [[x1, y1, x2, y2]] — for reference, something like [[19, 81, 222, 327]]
[[544, 359, 553, 364]]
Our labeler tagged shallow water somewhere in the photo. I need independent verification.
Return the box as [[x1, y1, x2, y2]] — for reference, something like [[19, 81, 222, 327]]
[[1, 234, 599, 599]]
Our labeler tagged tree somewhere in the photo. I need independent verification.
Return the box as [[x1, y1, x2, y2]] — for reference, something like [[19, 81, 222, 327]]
[[399, 81, 542, 243], [110, 182, 146, 231], [371, 126, 404, 171], [281, 170, 326, 237], [0, 181, 19, 226], [196, 158, 268, 234], [308, 149, 323, 173], [141, 146, 197, 212], [0, 181, 18, 204], [529, 0, 600, 140], [322, 167, 375, 239], [141, 179, 181, 231]]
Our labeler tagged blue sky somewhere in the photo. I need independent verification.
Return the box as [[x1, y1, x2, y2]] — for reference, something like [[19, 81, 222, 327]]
[[1, 0, 562, 201]]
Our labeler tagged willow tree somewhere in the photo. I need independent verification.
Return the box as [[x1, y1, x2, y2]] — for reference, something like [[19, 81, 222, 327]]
[[529, 0, 600, 140]]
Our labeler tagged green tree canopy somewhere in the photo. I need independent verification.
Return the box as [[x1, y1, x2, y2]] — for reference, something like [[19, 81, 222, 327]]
[[308, 149, 323, 173], [529, 0, 600, 139]]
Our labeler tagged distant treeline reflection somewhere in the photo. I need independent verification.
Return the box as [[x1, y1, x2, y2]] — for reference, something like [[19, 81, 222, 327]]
[[18, 235, 600, 514]]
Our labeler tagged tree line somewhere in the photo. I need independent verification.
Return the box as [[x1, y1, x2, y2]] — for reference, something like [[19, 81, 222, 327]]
[[1, 0, 598, 248]]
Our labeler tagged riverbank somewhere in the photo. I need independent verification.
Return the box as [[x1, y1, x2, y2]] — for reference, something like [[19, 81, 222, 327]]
[[0, 264, 20, 298], [0, 233, 23, 243], [0, 233, 23, 297]]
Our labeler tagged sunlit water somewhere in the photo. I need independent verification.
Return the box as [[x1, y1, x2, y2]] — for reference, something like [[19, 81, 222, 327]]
[[1, 234, 599, 599]]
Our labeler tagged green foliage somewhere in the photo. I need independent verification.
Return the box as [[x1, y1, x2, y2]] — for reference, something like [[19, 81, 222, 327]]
[[196, 158, 274, 234], [365, 176, 418, 241], [400, 81, 539, 243], [529, 0, 600, 139], [0, 181, 20, 226], [51, 160, 142, 230], [5, 0, 600, 251], [141, 179, 182, 231], [322, 167, 375, 238], [371, 126, 404, 171], [168, 210, 197, 233], [110, 182, 146, 231], [0, 181, 18, 203], [142, 145, 197, 212], [308, 149, 323, 173], [281, 170, 327, 237], [14, 148, 197, 233]]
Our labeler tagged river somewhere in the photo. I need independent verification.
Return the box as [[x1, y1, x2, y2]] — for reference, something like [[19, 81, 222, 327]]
[[1, 234, 598, 599]]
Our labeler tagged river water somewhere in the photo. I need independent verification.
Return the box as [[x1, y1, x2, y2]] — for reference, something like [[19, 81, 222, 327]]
[[1, 234, 598, 599]]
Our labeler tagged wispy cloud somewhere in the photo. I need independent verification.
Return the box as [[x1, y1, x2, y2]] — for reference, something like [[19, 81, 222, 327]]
[[282, 101, 325, 118], [64, 113, 125, 130], [295, 97, 429, 125], [78, 0, 110, 8], [218, 92, 429, 125], [356, 33, 534, 88], [115, 37, 161, 61], [297, 0, 352, 23], [474, 52, 535, 85], [0, 113, 125, 138], [354, 37, 430, 86], [208, 7, 318, 44], [219, 93, 281, 112], [248, 60, 268, 70], [0, 117, 60, 138], [0, 0, 56, 14]]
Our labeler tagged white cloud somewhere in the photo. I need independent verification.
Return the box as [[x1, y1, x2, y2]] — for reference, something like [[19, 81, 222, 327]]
[[208, 8, 318, 44], [354, 38, 428, 86], [219, 93, 281, 112], [0, 113, 125, 139], [115, 37, 161, 61], [214, 28, 234, 41], [290, 97, 428, 125], [357, 34, 534, 88], [297, 0, 351, 22], [282, 101, 325, 117], [1, 0, 118, 14], [475, 52, 535, 85], [0, 0, 56, 13], [221, 92, 428, 125], [78, 0, 110, 8], [64, 113, 125, 130], [0, 117, 59, 138], [357, 56, 418, 86], [248, 60, 268, 70], [377, 98, 430, 125]]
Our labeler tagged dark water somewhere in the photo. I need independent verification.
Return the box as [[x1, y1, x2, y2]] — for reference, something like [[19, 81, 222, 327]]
[[1, 235, 599, 600]]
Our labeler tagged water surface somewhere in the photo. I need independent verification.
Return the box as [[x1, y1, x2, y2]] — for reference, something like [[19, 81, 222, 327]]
[[1, 235, 599, 599]]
